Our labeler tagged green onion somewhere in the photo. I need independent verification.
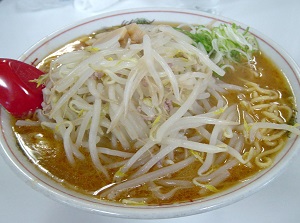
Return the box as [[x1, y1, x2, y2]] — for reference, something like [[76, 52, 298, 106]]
[[175, 23, 258, 65]]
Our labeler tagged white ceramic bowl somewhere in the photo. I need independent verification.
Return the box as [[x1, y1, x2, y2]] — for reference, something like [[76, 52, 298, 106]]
[[1, 8, 300, 219]]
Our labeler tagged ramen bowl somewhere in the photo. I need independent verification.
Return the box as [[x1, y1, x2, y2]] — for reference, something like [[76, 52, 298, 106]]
[[0, 8, 300, 219]]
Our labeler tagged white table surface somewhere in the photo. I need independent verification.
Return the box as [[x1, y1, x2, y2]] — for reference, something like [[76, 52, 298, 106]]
[[1, 0, 300, 222]]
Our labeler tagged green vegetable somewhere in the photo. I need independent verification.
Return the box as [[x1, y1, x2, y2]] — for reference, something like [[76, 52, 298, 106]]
[[175, 26, 214, 52], [175, 23, 258, 65], [122, 18, 154, 26]]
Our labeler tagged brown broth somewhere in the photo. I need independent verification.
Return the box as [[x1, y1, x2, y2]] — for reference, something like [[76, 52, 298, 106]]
[[12, 30, 295, 205]]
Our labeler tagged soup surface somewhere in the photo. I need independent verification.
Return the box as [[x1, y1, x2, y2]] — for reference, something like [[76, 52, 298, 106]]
[[12, 22, 296, 205]]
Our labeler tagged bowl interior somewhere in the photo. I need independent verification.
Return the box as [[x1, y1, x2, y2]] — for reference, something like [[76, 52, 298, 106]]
[[1, 8, 300, 219]]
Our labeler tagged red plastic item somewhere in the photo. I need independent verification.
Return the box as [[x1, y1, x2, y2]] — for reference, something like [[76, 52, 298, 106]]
[[0, 58, 44, 118]]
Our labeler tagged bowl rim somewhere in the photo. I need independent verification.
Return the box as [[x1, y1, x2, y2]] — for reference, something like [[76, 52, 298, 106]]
[[1, 7, 300, 219]]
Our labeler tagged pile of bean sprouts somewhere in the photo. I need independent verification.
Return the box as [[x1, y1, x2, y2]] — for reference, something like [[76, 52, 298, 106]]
[[17, 23, 300, 203]]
